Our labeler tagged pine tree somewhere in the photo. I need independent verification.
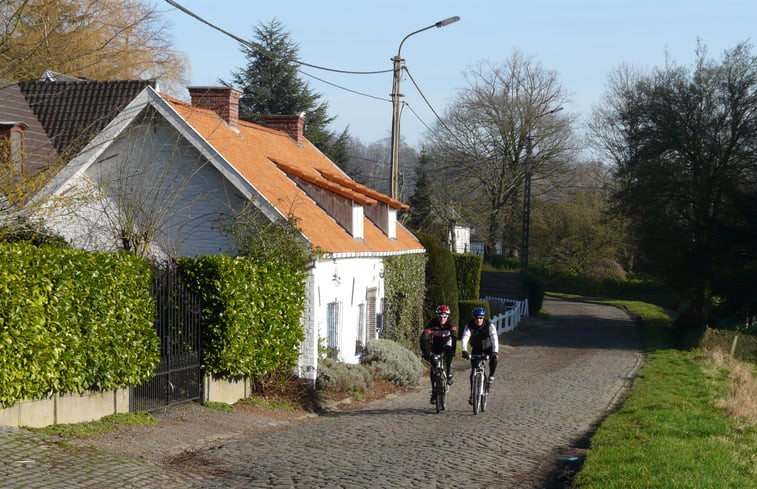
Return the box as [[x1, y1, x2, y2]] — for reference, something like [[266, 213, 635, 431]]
[[227, 18, 349, 167]]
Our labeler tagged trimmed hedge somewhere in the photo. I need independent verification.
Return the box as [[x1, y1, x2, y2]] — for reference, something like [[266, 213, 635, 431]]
[[383, 253, 426, 354], [417, 232, 459, 327], [455, 253, 482, 300], [177, 255, 305, 379], [0, 243, 157, 407]]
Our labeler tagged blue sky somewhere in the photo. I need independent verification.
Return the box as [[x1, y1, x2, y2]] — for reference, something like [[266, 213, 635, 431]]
[[160, 0, 756, 148]]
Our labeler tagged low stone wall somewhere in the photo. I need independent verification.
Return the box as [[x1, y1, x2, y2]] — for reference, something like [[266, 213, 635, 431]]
[[203, 375, 252, 405], [0, 376, 254, 428], [0, 389, 129, 428]]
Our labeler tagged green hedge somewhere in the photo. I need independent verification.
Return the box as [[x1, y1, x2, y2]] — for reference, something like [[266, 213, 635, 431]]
[[177, 255, 305, 379], [417, 232, 459, 327], [455, 253, 482, 300], [383, 253, 426, 354], [0, 243, 157, 407]]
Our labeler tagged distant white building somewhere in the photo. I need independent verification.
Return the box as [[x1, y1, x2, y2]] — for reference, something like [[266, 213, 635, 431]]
[[450, 224, 471, 254]]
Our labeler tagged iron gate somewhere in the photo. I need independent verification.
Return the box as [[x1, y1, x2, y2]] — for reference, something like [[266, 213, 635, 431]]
[[131, 264, 203, 412]]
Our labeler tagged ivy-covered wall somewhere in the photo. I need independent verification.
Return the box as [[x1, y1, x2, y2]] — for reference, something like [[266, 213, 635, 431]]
[[382, 253, 426, 353], [177, 255, 306, 379], [0, 243, 158, 408]]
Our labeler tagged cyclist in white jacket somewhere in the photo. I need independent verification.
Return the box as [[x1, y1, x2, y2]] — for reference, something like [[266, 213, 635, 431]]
[[460, 307, 499, 404]]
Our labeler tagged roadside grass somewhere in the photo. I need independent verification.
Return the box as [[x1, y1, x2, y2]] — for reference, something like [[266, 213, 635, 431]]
[[28, 412, 157, 439], [566, 297, 757, 488], [237, 395, 298, 411]]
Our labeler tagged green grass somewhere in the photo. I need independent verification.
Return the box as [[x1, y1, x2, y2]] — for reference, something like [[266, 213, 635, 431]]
[[204, 400, 235, 412], [28, 412, 157, 438], [571, 299, 757, 488]]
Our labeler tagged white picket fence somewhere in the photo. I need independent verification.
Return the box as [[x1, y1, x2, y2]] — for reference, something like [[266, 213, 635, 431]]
[[483, 296, 529, 334]]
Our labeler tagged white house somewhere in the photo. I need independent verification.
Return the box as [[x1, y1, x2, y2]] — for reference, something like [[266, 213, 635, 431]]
[[5, 80, 424, 380]]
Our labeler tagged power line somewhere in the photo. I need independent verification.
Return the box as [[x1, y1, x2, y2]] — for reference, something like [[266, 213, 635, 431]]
[[163, 0, 391, 75], [404, 66, 467, 147], [299, 70, 390, 103]]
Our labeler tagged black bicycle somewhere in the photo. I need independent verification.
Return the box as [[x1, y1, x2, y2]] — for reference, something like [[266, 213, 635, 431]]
[[429, 353, 448, 413], [470, 354, 490, 415]]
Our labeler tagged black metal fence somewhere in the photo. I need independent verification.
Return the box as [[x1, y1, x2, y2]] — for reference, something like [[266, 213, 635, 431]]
[[130, 264, 203, 412]]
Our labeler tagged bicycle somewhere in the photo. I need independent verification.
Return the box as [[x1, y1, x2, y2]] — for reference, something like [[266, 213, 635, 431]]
[[429, 352, 448, 413], [470, 354, 490, 415]]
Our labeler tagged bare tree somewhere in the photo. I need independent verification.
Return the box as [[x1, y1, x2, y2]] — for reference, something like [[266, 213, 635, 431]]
[[1, 0, 188, 93], [346, 135, 418, 199], [421, 51, 575, 253]]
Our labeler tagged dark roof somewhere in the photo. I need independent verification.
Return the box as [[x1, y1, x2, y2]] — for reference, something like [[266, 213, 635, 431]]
[[0, 83, 57, 172], [16, 79, 156, 158]]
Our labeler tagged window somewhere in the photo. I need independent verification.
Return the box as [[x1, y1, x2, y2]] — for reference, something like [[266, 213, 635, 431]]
[[327, 301, 342, 359], [366, 288, 378, 338], [355, 304, 365, 355]]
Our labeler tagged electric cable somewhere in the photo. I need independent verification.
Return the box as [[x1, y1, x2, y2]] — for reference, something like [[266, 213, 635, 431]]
[[163, 0, 391, 75]]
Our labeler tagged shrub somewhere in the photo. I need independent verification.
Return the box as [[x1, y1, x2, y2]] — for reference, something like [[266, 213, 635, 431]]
[[316, 358, 373, 393], [360, 338, 423, 387], [454, 253, 482, 300], [523, 271, 545, 315], [416, 231, 459, 326]]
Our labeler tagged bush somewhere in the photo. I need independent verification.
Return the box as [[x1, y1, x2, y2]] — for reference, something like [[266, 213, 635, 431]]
[[316, 358, 373, 393], [454, 253, 482, 300], [416, 232, 459, 326], [523, 271, 545, 315], [360, 338, 423, 387]]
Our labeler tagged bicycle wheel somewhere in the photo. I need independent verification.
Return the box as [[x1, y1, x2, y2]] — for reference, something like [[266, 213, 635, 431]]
[[481, 377, 488, 412], [473, 372, 482, 415], [435, 371, 445, 413]]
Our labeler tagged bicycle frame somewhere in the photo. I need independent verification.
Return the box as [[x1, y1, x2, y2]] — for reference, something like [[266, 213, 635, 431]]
[[470, 354, 489, 414]]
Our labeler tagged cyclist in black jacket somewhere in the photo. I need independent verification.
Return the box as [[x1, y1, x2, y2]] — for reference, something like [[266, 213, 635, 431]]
[[420, 304, 457, 404], [461, 307, 499, 405]]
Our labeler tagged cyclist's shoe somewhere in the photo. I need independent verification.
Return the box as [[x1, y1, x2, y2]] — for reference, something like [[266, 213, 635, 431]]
[[468, 394, 474, 405], [446, 373, 454, 385], [488, 375, 495, 383]]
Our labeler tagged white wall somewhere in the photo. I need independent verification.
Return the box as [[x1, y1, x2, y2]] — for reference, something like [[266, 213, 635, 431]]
[[451, 225, 471, 254], [46, 117, 242, 259], [310, 256, 384, 367]]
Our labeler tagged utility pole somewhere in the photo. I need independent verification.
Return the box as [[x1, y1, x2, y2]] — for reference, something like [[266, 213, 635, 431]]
[[389, 16, 460, 201]]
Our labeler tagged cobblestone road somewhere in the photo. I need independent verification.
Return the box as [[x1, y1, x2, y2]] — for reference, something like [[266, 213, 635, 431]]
[[0, 297, 642, 488]]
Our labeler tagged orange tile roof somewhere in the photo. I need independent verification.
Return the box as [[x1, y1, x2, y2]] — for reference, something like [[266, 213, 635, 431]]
[[162, 95, 424, 256]]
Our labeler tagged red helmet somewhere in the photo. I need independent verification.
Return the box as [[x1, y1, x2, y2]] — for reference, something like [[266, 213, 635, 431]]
[[435, 305, 451, 316]]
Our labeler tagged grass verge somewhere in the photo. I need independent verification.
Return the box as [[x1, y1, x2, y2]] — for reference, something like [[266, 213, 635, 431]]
[[28, 412, 157, 438], [569, 298, 757, 488]]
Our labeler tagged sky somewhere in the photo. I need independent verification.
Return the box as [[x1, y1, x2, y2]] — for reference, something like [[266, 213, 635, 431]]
[[159, 0, 756, 148]]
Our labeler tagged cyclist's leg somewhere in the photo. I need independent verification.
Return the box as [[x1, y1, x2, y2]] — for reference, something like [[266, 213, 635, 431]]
[[468, 357, 475, 404], [488, 349, 498, 376], [443, 345, 454, 383]]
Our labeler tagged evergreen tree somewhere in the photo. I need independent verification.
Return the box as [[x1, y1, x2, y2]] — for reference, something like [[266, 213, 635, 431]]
[[227, 18, 349, 167], [405, 150, 434, 231]]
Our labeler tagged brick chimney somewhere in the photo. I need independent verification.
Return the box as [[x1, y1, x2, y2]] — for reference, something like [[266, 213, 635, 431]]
[[263, 113, 305, 145], [187, 86, 242, 129]]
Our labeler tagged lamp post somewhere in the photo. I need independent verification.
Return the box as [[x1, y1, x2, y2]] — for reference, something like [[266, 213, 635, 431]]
[[389, 16, 460, 200], [520, 106, 563, 276]]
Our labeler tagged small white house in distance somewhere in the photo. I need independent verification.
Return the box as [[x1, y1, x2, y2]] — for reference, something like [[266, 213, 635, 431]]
[[450, 224, 471, 254]]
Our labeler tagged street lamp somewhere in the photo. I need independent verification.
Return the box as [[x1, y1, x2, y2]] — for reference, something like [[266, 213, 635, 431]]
[[520, 106, 563, 275], [389, 16, 460, 200]]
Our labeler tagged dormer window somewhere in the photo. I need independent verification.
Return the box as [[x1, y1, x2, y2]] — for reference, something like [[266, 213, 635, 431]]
[[0, 122, 27, 167]]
